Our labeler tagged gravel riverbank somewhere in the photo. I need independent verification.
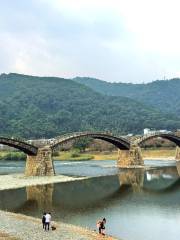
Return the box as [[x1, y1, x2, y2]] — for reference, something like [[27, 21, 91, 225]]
[[0, 210, 118, 240]]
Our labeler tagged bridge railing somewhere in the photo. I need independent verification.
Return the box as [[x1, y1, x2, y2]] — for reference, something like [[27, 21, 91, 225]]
[[53, 131, 113, 141], [0, 136, 37, 147]]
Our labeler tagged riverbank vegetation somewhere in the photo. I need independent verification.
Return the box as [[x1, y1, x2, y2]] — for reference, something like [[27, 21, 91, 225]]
[[0, 152, 26, 161], [54, 148, 176, 160], [0, 148, 176, 161]]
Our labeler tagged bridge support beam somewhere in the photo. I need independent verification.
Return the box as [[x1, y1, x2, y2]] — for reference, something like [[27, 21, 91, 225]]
[[25, 147, 55, 176], [117, 145, 144, 168], [175, 146, 180, 160]]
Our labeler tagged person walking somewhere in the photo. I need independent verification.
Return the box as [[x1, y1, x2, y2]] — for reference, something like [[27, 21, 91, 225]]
[[45, 212, 51, 231], [42, 212, 46, 229]]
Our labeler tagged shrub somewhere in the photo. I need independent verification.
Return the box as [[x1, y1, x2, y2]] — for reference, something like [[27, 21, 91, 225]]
[[0, 152, 26, 161]]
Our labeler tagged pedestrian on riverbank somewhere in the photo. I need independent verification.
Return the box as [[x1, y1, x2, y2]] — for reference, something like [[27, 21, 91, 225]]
[[42, 212, 46, 229], [101, 218, 106, 235], [45, 212, 51, 231], [96, 217, 106, 235], [96, 219, 102, 234]]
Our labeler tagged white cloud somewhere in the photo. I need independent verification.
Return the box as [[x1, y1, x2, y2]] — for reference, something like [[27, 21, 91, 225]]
[[0, 0, 180, 82]]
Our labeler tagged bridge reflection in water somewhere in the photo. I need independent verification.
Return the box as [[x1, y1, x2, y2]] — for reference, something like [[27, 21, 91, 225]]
[[26, 184, 54, 212], [118, 169, 144, 192], [22, 163, 180, 212], [1, 164, 180, 216]]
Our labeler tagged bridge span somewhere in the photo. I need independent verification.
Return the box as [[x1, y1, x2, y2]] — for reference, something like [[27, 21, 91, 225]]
[[0, 131, 179, 176], [50, 132, 130, 150]]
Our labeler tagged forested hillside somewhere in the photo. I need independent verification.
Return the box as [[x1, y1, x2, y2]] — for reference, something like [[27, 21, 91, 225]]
[[0, 73, 179, 138], [73, 77, 180, 116]]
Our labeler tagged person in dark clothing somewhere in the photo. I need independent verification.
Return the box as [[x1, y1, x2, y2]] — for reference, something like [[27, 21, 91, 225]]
[[96, 220, 102, 233], [100, 218, 106, 235], [98, 222, 102, 234], [97, 218, 106, 235], [42, 212, 46, 229]]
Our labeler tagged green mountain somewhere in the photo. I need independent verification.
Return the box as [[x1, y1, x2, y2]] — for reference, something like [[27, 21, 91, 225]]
[[73, 77, 180, 116], [0, 73, 179, 138]]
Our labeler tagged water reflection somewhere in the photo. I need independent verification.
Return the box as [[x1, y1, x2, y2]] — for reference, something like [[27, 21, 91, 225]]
[[0, 166, 180, 213], [26, 184, 54, 211], [1, 164, 180, 240], [118, 169, 144, 192], [176, 160, 180, 175]]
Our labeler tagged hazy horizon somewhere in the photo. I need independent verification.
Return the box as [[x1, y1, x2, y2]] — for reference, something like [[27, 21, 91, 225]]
[[1, 0, 180, 83]]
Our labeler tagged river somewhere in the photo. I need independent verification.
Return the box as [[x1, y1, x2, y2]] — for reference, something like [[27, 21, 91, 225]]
[[0, 159, 180, 240]]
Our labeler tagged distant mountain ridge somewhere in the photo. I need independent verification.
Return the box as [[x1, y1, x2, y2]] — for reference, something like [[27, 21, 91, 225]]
[[0, 73, 179, 138], [73, 77, 180, 116]]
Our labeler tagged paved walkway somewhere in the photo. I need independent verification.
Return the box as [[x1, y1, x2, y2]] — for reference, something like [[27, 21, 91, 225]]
[[0, 211, 118, 240]]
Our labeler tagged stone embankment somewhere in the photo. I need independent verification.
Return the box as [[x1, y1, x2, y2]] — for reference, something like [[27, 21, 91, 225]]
[[0, 210, 118, 240]]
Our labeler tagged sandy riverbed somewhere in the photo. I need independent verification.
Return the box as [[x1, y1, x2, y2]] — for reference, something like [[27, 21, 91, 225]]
[[0, 174, 88, 191]]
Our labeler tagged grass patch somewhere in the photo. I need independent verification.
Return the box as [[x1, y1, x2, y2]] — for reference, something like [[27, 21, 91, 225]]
[[142, 148, 175, 158], [91, 151, 118, 160], [53, 150, 94, 161]]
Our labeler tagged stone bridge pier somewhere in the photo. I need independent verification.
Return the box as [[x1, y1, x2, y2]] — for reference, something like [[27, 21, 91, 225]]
[[117, 144, 144, 168], [175, 146, 180, 160], [25, 147, 55, 176]]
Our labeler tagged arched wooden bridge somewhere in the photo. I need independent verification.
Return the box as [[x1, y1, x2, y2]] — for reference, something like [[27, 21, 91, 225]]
[[0, 137, 38, 155], [50, 132, 130, 150], [0, 131, 179, 176]]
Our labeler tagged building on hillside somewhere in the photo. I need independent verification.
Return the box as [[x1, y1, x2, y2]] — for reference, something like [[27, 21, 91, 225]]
[[143, 128, 169, 135], [143, 128, 156, 135]]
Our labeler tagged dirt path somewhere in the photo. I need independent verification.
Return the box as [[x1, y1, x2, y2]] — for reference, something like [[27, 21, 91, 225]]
[[0, 211, 119, 240]]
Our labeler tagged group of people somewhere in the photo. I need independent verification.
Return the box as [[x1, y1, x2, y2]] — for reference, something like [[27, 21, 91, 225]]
[[97, 218, 106, 235], [42, 212, 52, 231], [42, 212, 106, 236]]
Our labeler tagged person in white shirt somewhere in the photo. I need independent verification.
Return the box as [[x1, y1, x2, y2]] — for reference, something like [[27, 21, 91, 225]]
[[45, 212, 51, 231]]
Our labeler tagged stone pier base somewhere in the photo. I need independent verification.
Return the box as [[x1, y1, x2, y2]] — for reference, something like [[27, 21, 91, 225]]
[[117, 145, 144, 167], [25, 147, 55, 176], [175, 146, 180, 160]]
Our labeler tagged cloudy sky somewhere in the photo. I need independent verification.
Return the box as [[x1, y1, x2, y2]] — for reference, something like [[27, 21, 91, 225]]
[[0, 0, 180, 83]]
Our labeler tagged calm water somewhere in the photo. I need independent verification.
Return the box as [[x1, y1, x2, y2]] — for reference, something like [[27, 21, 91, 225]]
[[0, 159, 180, 240]]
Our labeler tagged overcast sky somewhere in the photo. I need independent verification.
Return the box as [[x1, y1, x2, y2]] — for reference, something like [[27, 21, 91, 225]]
[[0, 0, 180, 83]]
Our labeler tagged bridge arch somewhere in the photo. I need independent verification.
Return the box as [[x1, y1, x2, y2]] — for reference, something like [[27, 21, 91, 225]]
[[0, 137, 38, 155], [135, 133, 180, 147], [50, 132, 130, 151]]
